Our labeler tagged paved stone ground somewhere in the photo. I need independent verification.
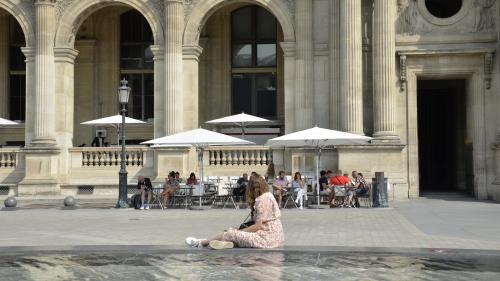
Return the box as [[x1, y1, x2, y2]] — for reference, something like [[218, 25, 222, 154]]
[[1, 196, 499, 251]]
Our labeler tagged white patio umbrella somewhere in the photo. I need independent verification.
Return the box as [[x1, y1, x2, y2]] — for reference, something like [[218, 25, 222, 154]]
[[142, 128, 255, 209], [81, 115, 146, 145], [0, 117, 18, 126], [266, 126, 372, 207], [206, 112, 270, 136]]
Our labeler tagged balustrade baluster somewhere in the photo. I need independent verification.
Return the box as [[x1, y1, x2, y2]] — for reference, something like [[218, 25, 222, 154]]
[[230, 151, 234, 165], [262, 150, 267, 166], [0, 153, 5, 167], [132, 152, 137, 166]]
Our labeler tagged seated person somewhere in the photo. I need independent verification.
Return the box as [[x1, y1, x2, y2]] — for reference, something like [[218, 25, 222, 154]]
[[162, 171, 180, 208], [174, 171, 183, 183], [327, 170, 351, 207], [91, 132, 105, 147], [186, 172, 198, 185], [272, 171, 289, 208], [137, 176, 153, 210], [291, 172, 305, 209], [345, 171, 368, 207], [233, 173, 249, 201]]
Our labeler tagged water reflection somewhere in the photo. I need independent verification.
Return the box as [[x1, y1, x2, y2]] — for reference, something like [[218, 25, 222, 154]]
[[0, 251, 499, 281]]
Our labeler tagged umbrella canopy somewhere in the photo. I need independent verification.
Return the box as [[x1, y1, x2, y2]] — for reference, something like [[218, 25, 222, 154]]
[[81, 115, 146, 126], [266, 126, 371, 148], [142, 128, 254, 209], [266, 126, 371, 208], [206, 113, 270, 125], [142, 128, 254, 147], [206, 113, 271, 136], [0, 117, 18, 126]]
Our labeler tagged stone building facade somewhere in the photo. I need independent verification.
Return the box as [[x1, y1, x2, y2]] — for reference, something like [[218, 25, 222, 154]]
[[0, 0, 499, 201]]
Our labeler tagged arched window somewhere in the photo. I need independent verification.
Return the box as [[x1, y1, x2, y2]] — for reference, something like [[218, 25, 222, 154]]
[[120, 10, 153, 120], [231, 6, 277, 119], [9, 16, 25, 121]]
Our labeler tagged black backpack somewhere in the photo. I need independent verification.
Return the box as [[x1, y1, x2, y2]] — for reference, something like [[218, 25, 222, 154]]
[[130, 194, 141, 209]]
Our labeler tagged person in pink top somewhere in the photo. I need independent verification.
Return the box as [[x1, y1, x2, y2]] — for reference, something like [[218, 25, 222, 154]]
[[185, 175, 284, 249]]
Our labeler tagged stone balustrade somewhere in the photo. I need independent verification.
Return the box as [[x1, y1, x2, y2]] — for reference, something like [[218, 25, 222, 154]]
[[0, 148, 19, 168], [207, 146, 273, 166], [73, 147, 146, 167]]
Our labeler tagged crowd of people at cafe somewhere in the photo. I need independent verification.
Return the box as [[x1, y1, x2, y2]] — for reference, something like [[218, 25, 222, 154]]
[[134, 167, 369, 210]]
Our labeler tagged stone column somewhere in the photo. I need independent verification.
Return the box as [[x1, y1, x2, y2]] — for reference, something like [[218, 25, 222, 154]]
[[280, 42, 296, 134], [372, 0, 399, 142], [182, 45, 203, 131], [164, 0, 184, 135], [21, 47, 35, 144], [32, 0, 57, 147], [150, 45, 165, 138], [339, 0, 363, 135], [294, 0, 314, 131], [54, 47, 78, 182], [329, 0, 340, 129], [0, 12, 9, 118]]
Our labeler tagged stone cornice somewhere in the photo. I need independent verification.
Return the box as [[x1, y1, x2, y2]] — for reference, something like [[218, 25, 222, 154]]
[[34, 0, 57, 6]]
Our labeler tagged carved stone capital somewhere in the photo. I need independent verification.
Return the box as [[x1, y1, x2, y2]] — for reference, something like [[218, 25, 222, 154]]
[[280, 41, 296, 58], [54, 47, 79, 63], [182, 44, 203, 61], [21, 47, 36, 62], [150, 45, 165, 61]]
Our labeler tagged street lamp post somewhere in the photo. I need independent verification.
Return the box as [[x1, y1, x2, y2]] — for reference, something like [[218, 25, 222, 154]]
[[116, 78, 131, 208]]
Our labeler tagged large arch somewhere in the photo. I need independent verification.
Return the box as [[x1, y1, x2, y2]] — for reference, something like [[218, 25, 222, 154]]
[[183, 0, 295, 46], [55, 0, 164, 48], [0, 1, 35, 46]]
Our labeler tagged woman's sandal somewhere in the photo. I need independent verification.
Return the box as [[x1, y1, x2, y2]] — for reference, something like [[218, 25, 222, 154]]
[[208, 240, 234, 250]]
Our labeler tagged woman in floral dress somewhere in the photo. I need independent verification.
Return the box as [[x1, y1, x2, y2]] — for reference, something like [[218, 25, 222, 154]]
[[185, 175, 284, 249]]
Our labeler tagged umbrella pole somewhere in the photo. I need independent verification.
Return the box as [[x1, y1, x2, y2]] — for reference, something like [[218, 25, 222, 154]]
[[198, 147, 204, 208], [317, 148, 322, 207]]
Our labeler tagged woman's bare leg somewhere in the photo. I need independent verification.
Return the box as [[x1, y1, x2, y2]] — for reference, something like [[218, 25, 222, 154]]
[[140, 189, 146, 205], [200, 233, 228, 247]]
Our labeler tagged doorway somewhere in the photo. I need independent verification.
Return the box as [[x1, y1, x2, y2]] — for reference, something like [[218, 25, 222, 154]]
[[417, 79, 472, 194]]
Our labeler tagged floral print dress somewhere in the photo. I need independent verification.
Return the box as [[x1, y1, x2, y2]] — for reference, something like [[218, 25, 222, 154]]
[[222, 192, 284, 248]]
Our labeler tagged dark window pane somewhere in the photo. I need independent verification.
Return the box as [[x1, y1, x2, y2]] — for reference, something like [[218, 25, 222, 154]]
[[257, 44, 276, 67], [232, 44, 252, 67], [231, 7, 253, 40], [9, 47, 26, 70], [144, 74, 154, 119], [256, 7, 276, 40], [144, 45, 154, 69], [120, 11, 143, 42], [9, 75, 26, 121], [232, 74, 252, 114], [256, 73, 276, 118], [9, 16, 25, 45]]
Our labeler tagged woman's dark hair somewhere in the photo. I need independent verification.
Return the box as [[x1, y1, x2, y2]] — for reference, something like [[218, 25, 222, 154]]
[[168, 171, 175, 178], [294, 172, 301, 181], [320, 170, 326, 176], [189, 172, 196, 179], [144, 177, 152, 188]]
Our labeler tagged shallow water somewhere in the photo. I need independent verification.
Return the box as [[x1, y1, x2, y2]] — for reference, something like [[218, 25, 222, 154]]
[[1, 250, 499, 281]]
